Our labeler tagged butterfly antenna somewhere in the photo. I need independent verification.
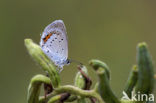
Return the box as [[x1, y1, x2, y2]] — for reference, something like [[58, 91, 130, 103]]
[[68, 58, 83, 67]]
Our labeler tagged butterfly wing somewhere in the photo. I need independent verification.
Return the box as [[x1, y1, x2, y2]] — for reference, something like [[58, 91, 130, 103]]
[[40, 20, 68, 67], [44, 20, 67, 36]]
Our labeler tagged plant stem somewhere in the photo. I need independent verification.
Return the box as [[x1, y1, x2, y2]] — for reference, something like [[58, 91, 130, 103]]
[[27, 74, 51, 103], [47, 95, 61, 103], [53, 85, 104, 103]]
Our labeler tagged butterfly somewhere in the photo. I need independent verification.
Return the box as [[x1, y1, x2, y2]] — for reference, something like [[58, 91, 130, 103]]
[[40, 20, 70, 71]]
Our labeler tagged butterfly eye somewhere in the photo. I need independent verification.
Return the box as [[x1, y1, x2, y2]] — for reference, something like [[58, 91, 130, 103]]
[[66, 60, 70, 64]]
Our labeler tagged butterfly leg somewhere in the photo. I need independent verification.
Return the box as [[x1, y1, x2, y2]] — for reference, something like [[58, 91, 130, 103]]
[[56, 67, 63, 73]]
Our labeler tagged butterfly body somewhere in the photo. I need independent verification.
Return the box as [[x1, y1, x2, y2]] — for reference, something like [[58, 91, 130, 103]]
[[40, 20, 69, 69]]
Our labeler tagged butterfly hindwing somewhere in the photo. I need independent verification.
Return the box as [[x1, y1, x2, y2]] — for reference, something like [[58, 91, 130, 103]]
[[40, 20, 68, 68]]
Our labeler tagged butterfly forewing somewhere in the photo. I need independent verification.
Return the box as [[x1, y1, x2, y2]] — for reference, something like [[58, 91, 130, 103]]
[[40, 20, 68, 68]]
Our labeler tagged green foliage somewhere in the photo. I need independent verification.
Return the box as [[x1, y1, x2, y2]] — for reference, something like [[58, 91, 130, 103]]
[[124, 65, 138, 98], [25, 39, 155, 103], [135, 43, 154, 95]]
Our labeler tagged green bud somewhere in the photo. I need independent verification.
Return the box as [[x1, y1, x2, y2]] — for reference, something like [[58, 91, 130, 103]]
[[75, 66, 88, 89], [124, 65, 138, 98], [89, 59, 110, 80], [135, 42, 154, 95], [24, 39, 60, 88]]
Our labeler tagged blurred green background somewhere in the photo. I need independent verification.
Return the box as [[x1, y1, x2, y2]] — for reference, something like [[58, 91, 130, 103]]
[[0, 0, 156, 103]]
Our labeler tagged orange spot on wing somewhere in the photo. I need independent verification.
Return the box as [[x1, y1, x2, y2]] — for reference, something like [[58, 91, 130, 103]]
[[43, 33, 53, 43]]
